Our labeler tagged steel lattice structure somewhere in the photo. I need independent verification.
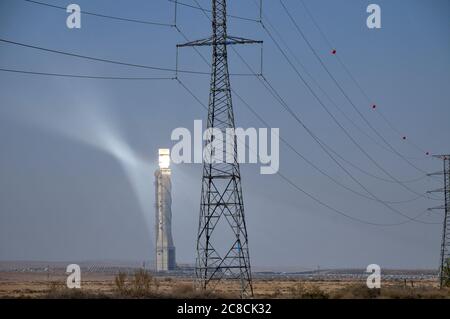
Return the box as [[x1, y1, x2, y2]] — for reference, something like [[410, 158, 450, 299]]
[[178, 0, 261, 297], [428, 155, 450, 288]]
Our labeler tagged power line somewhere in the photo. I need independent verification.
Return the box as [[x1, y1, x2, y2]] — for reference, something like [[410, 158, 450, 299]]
[[20, 0, 260, 78], [233, 43, 434, 209], [174, 4, 408, 226], [174, 16, 423, 205], [175, 6, 431, 207], [278, 0, 430, 174], [0, 67, 175, 80], [175, 78, 207, 111], [5, 1, 438, 226], [193, 0, 442, 207], [179, 2, 438, 224], [298, 0, 430, 157], [258, 6, 433, 202], [20, 0, 258, 78], [276, 173, 439, 226], [192, 0, 434, 190], [258, 67, 436, 222], [258, 7, 405, 161], [0, 38, 256, 77], [193, 0, 441, 214], [0, 37, 206, 74], [177, 76, 437, 227], [23, 0, 174, 27], [259, 21, 438, 197], [257, 7, 441, 191], [231, 85, 424, 205]]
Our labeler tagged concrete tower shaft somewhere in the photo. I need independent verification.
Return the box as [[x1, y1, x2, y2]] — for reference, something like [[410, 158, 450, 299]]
[[155, 149, 176, 271]]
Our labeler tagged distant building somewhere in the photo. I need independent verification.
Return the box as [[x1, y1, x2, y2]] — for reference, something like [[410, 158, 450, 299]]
[[154, 149, 176, 271]]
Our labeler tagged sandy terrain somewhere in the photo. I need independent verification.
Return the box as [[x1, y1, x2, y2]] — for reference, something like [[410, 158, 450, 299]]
[[0, 271, 443, 299]]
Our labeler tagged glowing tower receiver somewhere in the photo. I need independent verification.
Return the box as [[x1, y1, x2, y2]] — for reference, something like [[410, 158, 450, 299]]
[[159, 148, 171, 170], [154, 149, 176, 271]]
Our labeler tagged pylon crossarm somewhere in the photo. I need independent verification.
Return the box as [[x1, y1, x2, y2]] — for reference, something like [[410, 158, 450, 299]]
[[427, 188, 445, 194], [428, 171, 444, 177], [177, 36, 213, 48], [433, 155, 450, 160], [428, 206, 445, 211], [178, 36, 262, 47], [226, 35, 263, 45]]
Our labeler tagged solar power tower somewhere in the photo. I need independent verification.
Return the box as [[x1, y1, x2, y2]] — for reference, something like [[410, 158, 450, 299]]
[[154, 149, 176, 271], [178, 0, 261, 297]]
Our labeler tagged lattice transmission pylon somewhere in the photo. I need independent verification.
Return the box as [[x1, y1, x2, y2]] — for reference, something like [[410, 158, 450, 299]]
[[427, 155, 450, 288], [177, 0, 261, 297]]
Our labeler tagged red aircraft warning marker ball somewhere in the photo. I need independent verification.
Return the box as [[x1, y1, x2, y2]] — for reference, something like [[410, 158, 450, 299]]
[[331, 49, 337, 55], [372, 104, 377, 109]]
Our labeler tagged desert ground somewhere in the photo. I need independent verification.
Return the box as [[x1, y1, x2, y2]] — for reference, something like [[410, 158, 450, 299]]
[[0, 270, 448, 299]]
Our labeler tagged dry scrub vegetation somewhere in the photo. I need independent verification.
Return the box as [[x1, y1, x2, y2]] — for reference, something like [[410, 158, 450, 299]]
[[3, 269, 447, 299], [43, 269, 235, 299], [281, 283, 450, 299]]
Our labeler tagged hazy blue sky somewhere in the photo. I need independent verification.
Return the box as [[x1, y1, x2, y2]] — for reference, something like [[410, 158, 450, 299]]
[[0, 0, 449, 270]]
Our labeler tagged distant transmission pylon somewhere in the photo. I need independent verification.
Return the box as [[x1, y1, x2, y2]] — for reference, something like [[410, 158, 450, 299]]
[[427, 154, 450, 288], [177, 0, 261, 297]]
